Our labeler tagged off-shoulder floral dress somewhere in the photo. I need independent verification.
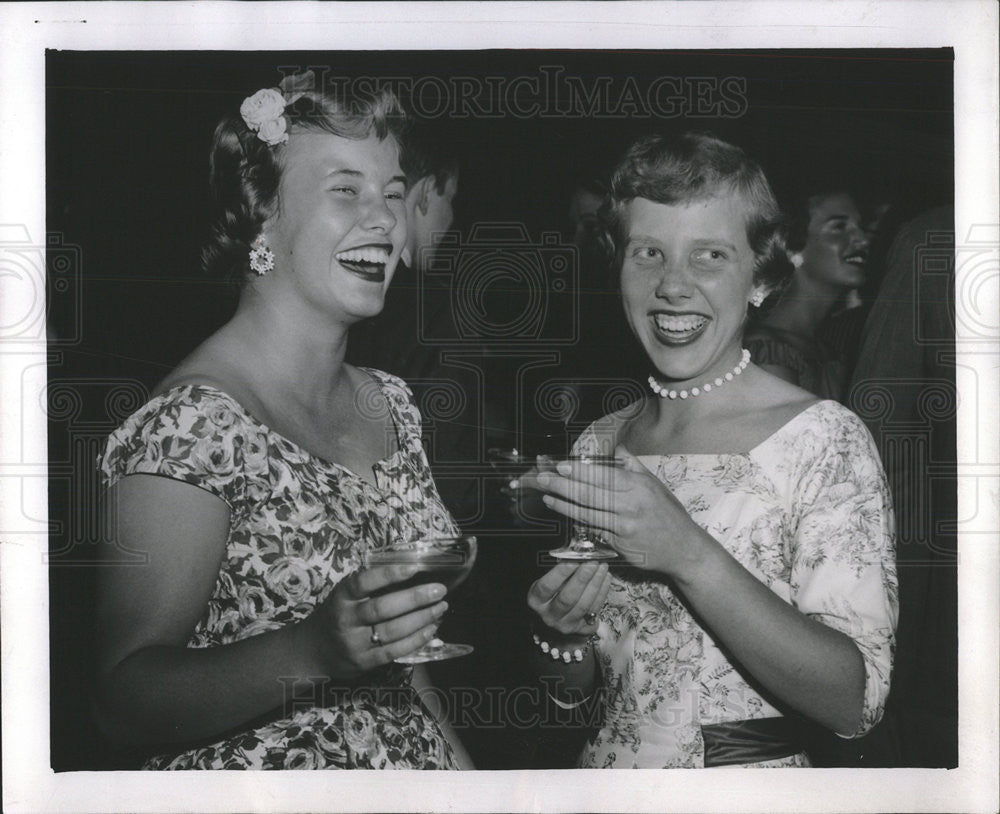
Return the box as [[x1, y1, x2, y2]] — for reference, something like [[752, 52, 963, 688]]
[[99, 369, 460, 770], [574, 400, 898, 768]]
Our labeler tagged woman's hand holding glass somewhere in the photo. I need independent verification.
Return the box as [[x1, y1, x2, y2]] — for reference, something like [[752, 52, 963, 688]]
[[488, 434, 565, 526], [532, 444, 710, 577], [304, 562, 448, 679], [365, 536, 477, 663]]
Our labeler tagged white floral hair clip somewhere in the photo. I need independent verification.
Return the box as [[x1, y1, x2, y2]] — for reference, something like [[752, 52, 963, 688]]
[[240, 73, 315, 147], [240, 88, 290, 146]]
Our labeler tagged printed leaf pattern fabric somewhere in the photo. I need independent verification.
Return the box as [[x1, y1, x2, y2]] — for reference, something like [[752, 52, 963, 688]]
[[99, 370, 459, 770], [576, 400, 897, 768]]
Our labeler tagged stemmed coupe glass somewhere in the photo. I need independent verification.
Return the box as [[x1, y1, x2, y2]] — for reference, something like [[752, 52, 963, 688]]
[[487, 431, 568, 527], [545, 454, 623, 561], [365, 535, 478, 664], [488, 433, 622, 561]]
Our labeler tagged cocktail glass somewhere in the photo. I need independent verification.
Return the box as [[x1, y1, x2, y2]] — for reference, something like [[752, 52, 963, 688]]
[[366, 535, 477, 663], [546, 454, 623, 561]]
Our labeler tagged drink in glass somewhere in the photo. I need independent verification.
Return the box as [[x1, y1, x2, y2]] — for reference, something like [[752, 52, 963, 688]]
[[365, 535, 477, 663], [547, 454, 623, 561]]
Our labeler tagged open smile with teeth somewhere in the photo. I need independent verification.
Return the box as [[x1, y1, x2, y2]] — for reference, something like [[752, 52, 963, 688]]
[[653, 313, 709, 338], [843, 252, 867, 266], [335, 245, 392, 280]]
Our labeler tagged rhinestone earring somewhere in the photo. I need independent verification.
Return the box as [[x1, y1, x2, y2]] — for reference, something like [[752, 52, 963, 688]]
[[749, 289, 766, 308], [249, 235, 274, 275]]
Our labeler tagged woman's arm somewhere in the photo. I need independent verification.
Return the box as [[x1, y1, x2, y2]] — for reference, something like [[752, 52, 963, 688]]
[[96, 474, 311, 744], [96, 474, 446, 746], [669, 534, 866, 734], [526, 562, 610, 703], [529, 639, 601, 712], [538, 443, 894, 736]]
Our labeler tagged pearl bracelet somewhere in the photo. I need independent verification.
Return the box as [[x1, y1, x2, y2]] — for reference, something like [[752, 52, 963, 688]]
[[532, 632, 596, 664]]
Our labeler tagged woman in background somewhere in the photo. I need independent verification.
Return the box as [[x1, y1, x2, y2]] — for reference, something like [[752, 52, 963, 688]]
[[744, 188, 870, 402]]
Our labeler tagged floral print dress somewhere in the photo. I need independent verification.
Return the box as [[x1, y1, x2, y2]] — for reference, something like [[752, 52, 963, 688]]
[[574, 400, 898, 769], [99, 369, 460, 770]]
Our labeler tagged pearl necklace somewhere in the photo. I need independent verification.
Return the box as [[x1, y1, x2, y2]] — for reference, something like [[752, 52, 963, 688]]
[[648, 349, 751, 399]]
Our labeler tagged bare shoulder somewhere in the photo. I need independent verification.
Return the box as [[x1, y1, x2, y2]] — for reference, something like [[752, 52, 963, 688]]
[[154, 330, 259, 409], [746, 364, 818, 410], [722, 366, 821, 449]]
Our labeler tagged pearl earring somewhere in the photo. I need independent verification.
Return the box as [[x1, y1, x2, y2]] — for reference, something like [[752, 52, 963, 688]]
[[249, 235, 274, 275], [790, 253, 804, 269]]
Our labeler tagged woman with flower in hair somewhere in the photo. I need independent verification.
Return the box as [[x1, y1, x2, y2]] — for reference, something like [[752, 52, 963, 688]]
[[94, 74, 472, 769], [521, 132, 897, 768]]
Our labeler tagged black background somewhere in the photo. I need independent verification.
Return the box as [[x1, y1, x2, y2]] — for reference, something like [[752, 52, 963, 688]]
[[46, 48, 954, 771]]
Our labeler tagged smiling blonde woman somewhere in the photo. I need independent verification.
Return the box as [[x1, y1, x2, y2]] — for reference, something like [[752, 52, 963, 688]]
[[522, 132, 897, 769], [94, 74, 472, 770]]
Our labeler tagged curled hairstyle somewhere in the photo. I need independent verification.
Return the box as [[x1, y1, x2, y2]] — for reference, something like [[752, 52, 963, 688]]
[[203, 74, 407, 283], [602, 131, 791, 291]]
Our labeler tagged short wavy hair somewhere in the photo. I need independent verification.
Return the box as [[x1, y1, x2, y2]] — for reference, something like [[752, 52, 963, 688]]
[[202, 75, 408, 283], [602, 131, 791, 290]]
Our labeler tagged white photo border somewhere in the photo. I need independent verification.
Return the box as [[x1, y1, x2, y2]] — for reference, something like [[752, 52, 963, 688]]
[[1, 2, 997, 812]]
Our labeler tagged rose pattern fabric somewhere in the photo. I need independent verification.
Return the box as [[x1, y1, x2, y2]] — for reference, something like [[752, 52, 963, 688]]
[[99, 369, 459, 770], [575, 400, 898, 768]]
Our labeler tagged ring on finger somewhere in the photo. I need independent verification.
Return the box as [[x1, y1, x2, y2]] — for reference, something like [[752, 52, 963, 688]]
[[584, 612, 597, 625], [370, 626, 382, 646]]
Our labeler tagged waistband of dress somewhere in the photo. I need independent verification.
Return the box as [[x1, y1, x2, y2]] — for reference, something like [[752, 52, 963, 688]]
[[701, 717, 802, 767]]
